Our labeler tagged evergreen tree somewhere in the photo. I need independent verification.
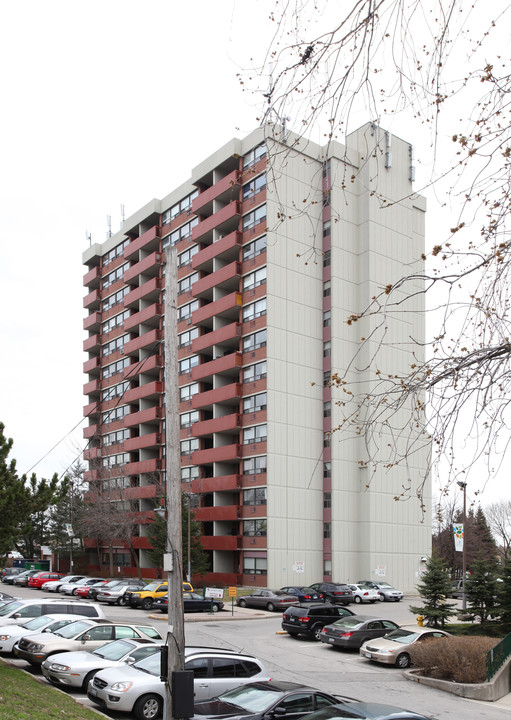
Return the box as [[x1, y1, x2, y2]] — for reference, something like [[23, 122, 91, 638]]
[[494, 559, 511, 630], [465, 551, 498, 624], [473, 506, 499, 564], [410, 553, 457, 628]]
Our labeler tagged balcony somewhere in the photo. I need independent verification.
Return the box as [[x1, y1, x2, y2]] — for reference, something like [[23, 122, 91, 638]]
[[192, 261, 241, 298], [83, 401, 100, 418], [83, 334, 100, 354], [83, 312, 102, 332], [83, 266, 101, 288], [124, 278, 162, 308], [192, 353, 242, 382], [239, 536, 267, 549], [193, 170, 240, 214], [124, 458, 161, 476], [194, 505, 238, 522], [124, 329, 162, 356], [191, 474, 239, 493], [192, 413, 240, 437], [192, 322, 241, 354], [124, 226, 161, 260], [83, 424, 99, 439], [83, 378, 100, 397], [123, 406, 163, 427], [192, 444, 240, 465], [124, 303, 162, 331], [83, 357, 101, 375], [192, 292, 241, 326], [192, 231, 241, 272], [192, 201, 240, 242], [123, 251, 163, 285], [124, 433, 162, 452], [192, 382, 241, 409], [200, 535, 239, 551], [123, 354, 163, 379], [83, 289, 100, 310], [123, 381, 162, 403], [83, 446, 100, 461]]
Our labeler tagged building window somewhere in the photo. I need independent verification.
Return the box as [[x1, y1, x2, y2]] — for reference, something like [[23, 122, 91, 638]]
[[102, 334, 130, 358], [178, 327, 199, 348], [102, 310, 129, 335], [243, 519, 267, 536], [102, 381, 130, 402], [243, 144, 266, 170], [103, 263, 129, 290], [243, 393, 267, 414], [324, 522, 331, 539], [102, 429, 130, 447], [324, 402, 331, 417], [178, 300, 199, 322], [242, 456, 267, 474], [243, 361, 267, 383], [243, 174, 266, 199], [102, 358, 130, 380], [162, 217, 199, 248], [323, 371, 331, 387], [102, 240, 129, 267], [178, 272, 199, 295], [102, 287, 130, 313], [324, 492, 331, 508], [102, 452, 130, 468], [180, 383, 200, 401], [102, 405, 130, 424], [242, 298, 266, 322], [180, 411, 199, 428], [162, 190, 198, 226], [243, 424, 267, 444], [323, 249, 331, 267], [243, 329, 267, 353], [323, 310, 331, 327], [243, 235, 267, 261], [181, 438, 199, 455], [243, 267, 266, 291], [323, 341, 331, 358], [324, 559, 332, 576], [179, 355, 199, 375], [243, 556, 267, 574], [242, 205, 266, 231], [243, 487, 267, 506], [323, 462, 331, 478], [323, 432, 330, 448], [102, 476, 130, 491], [323, 280, 331, 297], [178, 245, 199, 268], [323, 220, 331, 237], [181, 466, 199, 483]]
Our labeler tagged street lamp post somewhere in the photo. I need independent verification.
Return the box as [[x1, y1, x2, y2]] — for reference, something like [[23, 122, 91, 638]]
[[457, 481, 467, 610]]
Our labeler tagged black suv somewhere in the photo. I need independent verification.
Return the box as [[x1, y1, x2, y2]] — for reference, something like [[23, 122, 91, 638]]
[[281, 603, 355, 640], [309, 582, 353, 605]]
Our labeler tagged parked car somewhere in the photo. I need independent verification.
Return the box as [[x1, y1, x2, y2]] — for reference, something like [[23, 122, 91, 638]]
[[236, 590, 299, 612], [41, 575, 87, 592], [13, 618, 162, 665], [448, 579, 465, 598], [13, 570, 40, 586], [280, 586, 324, 602], [319, 615, 400, 650], [129, 581, 169, 610], [60, 577, 103, 595], [88, 646, 270, 719], [360, 627, 451, 668], [1, 568, 24, 583], [28, 572, 65, 589], [295, 701, 435, 720], [76, 580, 109, 599], [96, 580, 147, 606], [0, 613, 89, 653], [42, 637, 163, 690], [0, 598, 106, 625], [348, 584, 380, 604], [357, 581, 403, 602], [88, 579, 120, 601], [0, 592, 17, 605], [152, 592, 224, 614], [309, 582, 353, 605], [191, 680, 352, 720], [281, 603, 355, 640]]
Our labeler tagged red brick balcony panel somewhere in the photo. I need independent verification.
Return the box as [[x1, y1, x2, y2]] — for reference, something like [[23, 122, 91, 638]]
[[191, 353, 242, 381], [84, 289, 100, 310], [239, 536, 267, 549], [240, 441, 267, 456], [124, 251, 163, 284], [123, 354, 163, 379], [83, 378, 100, 395], [83, 357, 101, 374], [241, 378, 266, 396], [192, 444, 240, 465], [239, 473, 267, 488], [193, 292, 242, 325], [124, 433, 162, 452], [124, 329, 161, 356], [241, 282, 267, 305], [239, 506, 267, 519], [192, 413, 240, 437], [191, 382, 241, 409], [83, 334, 100, 353], [123, 381, 162, 403], [83, 401, 99, 417], [192, 261, 241, 297], [84, 312, 102, 331], [192, 232, 242, 271], [125, 458, 161, 475], [192, 170, 240, 213], [195, 505, 238, 522], [124, 303, 162, 331], [123, 406, 163, 427], [192, 322, 241, 353], [124, 278, 162, 307], [200, 536, 239, 551], [83, 266, 101, 288], [190, 474, 239, 493], [124, 226, 161, 260], [83, 446, 100, 460], [192, 201, 240, 242], [83, 424, 99, 439], [125, 485, 158, 500]]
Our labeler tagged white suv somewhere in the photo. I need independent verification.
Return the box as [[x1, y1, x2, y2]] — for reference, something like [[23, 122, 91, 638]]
[[0, 598, 106, 625]]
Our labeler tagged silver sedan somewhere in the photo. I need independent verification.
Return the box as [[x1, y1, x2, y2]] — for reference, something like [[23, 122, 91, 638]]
[[41, 637, 163, 690]]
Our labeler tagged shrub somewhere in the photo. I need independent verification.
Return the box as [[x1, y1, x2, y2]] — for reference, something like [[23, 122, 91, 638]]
[[409, 635, 499, 684]]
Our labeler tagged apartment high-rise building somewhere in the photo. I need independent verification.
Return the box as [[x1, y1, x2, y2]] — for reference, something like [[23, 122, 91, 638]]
[[82, 123, 431, 591]]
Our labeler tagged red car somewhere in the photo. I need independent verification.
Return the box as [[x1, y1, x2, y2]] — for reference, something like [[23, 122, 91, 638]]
[[73, 579, 108, 598], [28, 571, 64, 589]]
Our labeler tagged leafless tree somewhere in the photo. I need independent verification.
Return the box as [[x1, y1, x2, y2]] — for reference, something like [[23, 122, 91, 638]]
[[242, 0, 511, 501], [485, 499, 511, 558]]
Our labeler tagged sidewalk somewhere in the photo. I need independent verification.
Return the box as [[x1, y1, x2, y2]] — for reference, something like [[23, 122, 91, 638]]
[[150, 603, 273, 622]]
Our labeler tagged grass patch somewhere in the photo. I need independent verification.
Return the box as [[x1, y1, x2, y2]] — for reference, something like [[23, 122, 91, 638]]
[[0, 659, 103, 720], [445, 622, 509, 638]]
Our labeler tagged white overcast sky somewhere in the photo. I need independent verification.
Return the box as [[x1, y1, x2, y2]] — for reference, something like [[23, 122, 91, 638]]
[[0, 0, 508, 508]]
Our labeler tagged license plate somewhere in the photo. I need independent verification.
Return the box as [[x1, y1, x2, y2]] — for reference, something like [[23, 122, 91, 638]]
[[288, 618, 295, 623], [364, 652, 371, 659], [328, 638, 335, 644], [89, 686, 97, 696]]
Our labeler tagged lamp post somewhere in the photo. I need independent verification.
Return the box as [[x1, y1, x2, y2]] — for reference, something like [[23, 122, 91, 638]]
[[457, 481, 467, 610]]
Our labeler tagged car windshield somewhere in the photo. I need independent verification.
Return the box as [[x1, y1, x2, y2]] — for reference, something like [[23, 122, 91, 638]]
[[53, 620, 92, 638], [216, 685, 283, 712], [21, 615, 54, 630], [384, 629, 417, 644], [0, 601, 22, 616], [137, 627, 161, 639], [377, 583, 393, 589], [93, 640, 135, 660], [134, 651, 161, 676], [142, 582, 164, 591], [332, 618, 363, 629]]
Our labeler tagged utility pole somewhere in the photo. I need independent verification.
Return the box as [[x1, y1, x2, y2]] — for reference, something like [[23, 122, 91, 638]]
[[457, 481, 467, 611], [164, 244, 185, 720]]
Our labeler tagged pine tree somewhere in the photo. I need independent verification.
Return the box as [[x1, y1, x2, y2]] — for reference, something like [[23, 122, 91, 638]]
[[410, 553, 457, 627], [465, 551, 498, 624], [473, 506, 499, 564], [494, 559, 511, 630]]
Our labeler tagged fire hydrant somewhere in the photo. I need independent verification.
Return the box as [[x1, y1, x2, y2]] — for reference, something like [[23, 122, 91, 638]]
[[418, 615, 424, 627]]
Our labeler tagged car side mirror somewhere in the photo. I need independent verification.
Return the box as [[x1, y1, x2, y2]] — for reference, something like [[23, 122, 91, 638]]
[[126, 656, 136, 664], [13, 613, 21, 619], [81, 634, 91, 642], [270, 708, 287, 718]]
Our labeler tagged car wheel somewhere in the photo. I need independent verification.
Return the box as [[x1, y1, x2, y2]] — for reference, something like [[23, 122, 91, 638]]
[[141, 598, 153, 611], [211, 603, 219, 612], [266, 602, 275, 612], [118, 595, 128, 606], [379, 593, 385, 602], [134, 693, 163, 720], [396, 653, 411, 669], [313, 625, 323, 641], [238, 599, 247, 608], [83, 670, 97, 691], [72, 588, 79, 596], [354, 596, 362, 604]]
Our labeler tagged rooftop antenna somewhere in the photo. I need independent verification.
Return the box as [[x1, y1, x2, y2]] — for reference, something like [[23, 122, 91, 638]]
[[120, 203, 125, 228], [106, 214, 112, 240], [85, 230, 92, 246]]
